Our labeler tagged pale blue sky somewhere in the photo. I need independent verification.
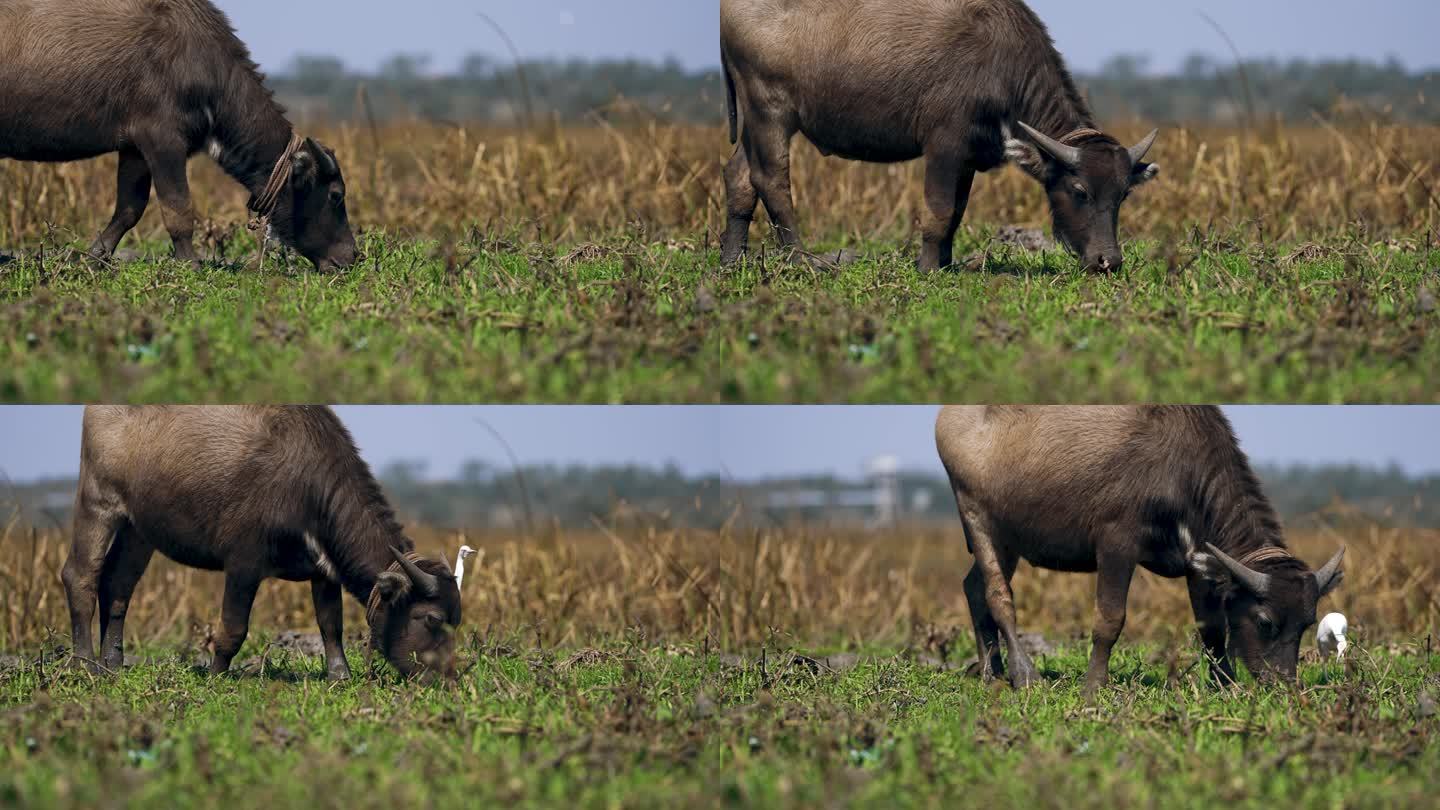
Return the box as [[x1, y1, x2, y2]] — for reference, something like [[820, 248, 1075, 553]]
[[2, 407, 1437, 484], [217, 1, 1440, 75]]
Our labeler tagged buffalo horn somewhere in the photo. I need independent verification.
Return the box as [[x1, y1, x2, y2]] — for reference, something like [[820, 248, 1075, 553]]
[[1204, 543, 1272, 596]]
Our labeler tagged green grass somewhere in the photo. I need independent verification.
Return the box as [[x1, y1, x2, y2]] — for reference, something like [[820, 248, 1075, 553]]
[[2, 637, 1436, 808], [2, 228, 1437, 402]]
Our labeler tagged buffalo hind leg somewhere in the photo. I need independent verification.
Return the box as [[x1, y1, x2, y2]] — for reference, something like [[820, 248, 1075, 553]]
[[136, 134, 201, 264], [919, 155, 975, 272], [211, 572, 261, 675], [97, 527, 155, 672], [720, 146, 760, 265], [62, 501, 126, 672], [311, 578, 352, 680], [963, 561, 1007, 679], [88, 149, 152, 262], [1084, 549, 1136, 695], [742, 120, 803, 257], [960, 506, 1037, 687]]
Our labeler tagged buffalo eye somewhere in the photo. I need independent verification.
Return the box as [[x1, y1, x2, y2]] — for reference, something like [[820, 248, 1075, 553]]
[[329, 188, 345, 204], [1256, 613, 1277, 638], [422, 613, 443, 632], [1071, 184, 1090, 202]]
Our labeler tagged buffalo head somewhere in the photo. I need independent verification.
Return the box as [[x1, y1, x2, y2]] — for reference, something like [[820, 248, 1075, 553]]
[[1195, 544, 1346, 684], [270, 137, 358, 272], [1005, 123, 1160, 272], [369, 547, 462, 679]]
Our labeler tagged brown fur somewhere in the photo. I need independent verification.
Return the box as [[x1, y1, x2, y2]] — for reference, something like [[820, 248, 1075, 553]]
[[935, 406, 1344, 692], [62, 406, 461, 680], [0, 0, 356, 269], [720, 0, 1159, 271]]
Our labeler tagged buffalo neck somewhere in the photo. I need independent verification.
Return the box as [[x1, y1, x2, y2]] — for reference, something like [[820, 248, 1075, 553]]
[[306, 455, 416, 602], [207, 62, 297, 199], [1188, 445, 1287, 560], [1010, 50, 1097, 138]]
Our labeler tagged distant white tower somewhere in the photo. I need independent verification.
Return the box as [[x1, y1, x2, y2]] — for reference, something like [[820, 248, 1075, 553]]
[[867, 455, 901, 527]]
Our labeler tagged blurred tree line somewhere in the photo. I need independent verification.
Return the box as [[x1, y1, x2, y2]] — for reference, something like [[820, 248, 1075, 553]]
[[6, 463, 1438, 531], [269, 53, 1439, 126]]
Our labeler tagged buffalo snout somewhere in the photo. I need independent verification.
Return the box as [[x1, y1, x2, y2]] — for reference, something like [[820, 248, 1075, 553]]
[[315, 239, 357, 273], [1085, 249, 1124, 273]]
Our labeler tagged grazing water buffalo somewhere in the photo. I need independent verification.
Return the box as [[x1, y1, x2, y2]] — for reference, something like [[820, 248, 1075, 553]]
[[935, 406, 1345, 692], [720, 0, 1161, 272], [0, 0, 357, 270], [63, 406, 461, 680]]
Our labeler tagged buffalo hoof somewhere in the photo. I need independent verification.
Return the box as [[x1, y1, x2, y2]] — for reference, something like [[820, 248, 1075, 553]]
[[1083, 675, 1109, 699], [65, 655, 104, 676], [85, 244, 116, 267], [326, 663, 353, 681], [1009, 662, 1040, 689]]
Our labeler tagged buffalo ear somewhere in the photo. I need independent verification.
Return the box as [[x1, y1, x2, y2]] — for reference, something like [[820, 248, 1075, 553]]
[[291, 147, 317, 183], [305, 137, 339, 176], [1004, 136, 1049, 181], [374, 571, 410, 603], [1131, 162, 1160, 186], [1190, 551, 1235, 595]]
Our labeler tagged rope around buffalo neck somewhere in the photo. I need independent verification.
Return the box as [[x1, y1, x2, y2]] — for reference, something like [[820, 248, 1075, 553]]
[[1059, 128, 1105, 144], [246, 132, 306, 268], [1238, 545, 1295, 568]]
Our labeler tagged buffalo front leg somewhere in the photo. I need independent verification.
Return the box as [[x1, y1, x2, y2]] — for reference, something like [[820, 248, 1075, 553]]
[[1187, 576, 1235, 684], [311, 578, 352, 680], [963, 561, 1006, 679], [88, 149, 152, 261], [96, 527, 155, 672], [210, 572, 261, 675], [918, 155, 975, 272], [720, 146, 760, 265], [960, 507, 1036, 687], [136, 136, 201, 264], [742, 121, 803, 256], [1084, 551, 1136, 695]]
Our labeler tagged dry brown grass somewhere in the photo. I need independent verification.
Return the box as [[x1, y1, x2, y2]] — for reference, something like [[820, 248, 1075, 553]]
[[3, 120, 1437, 250], [2, 512, 1435, 654]]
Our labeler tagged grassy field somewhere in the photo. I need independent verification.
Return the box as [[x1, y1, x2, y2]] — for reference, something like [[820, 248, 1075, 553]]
[[2, 519, 1437, 807], [2, 122, 1437, 403], [3, 640, 1437, 808], [2, 231, 1437, 403]]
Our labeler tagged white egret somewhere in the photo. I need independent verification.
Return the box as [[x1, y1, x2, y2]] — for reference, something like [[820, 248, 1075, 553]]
[[1317, 612, 1349, 660], [454, 544, 478, 590]]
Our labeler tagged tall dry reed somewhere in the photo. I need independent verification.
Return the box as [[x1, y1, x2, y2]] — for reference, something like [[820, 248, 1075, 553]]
[[3, 120, 1436, 251], [2, 510, 1435, 653]]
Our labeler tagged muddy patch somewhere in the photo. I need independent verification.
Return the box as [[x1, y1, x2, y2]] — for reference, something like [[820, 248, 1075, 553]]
[[269, 631, 327, 658], [993, 226, 1054, 252]]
